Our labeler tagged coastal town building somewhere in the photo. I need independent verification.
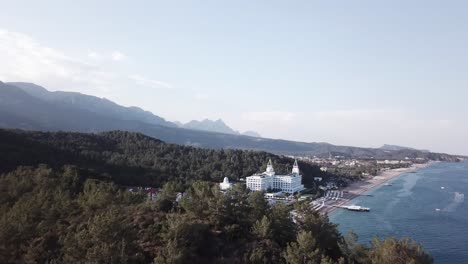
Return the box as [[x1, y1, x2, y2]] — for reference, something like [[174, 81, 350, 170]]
[[246, 159, 305, 194], [376, 159, 414, 165]]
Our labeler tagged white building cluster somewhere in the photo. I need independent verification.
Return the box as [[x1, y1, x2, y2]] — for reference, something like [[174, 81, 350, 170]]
[[246, 159, 305, 194], [219, 177, 233, 190]]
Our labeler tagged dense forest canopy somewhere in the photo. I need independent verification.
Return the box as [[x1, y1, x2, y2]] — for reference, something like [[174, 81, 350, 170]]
[[0, 129, 433, 263], [0, 166, 433, 263], [0, 129, 328, 188]]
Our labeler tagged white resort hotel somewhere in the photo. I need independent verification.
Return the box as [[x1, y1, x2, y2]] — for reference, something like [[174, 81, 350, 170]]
[[246, 159, 305, 194]]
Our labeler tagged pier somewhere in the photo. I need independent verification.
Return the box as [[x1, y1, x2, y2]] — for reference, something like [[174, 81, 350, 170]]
[[335, 205, 370, 212]]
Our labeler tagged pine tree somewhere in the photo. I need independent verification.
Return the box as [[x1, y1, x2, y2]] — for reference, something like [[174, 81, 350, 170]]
[[284, 231, 322, 264], [369, 237, 433, 264]]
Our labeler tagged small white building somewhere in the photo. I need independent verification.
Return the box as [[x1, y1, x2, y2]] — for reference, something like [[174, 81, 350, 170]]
[[246, 159, 305, 194], [265, 191, 283, 199], [314, 177, 323, 182], [377, 160, 401, 165], [220, 177, 233, 190]]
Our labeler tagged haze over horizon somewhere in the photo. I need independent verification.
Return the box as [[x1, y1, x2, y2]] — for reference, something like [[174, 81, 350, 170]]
[[1, 0, 467, 155]]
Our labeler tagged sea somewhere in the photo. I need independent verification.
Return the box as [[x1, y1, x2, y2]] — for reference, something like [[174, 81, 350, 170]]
[[329, 161, 468, 263]]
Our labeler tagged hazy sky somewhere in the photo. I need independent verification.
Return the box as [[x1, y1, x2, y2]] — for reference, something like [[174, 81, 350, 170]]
[[1, 0, 467, 155]]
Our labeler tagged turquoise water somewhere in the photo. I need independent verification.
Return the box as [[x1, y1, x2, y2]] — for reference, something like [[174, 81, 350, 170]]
[[329, 162, 468, 263]]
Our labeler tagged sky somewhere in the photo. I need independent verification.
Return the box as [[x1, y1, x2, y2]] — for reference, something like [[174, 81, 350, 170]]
[[0, 0, 467, 155]]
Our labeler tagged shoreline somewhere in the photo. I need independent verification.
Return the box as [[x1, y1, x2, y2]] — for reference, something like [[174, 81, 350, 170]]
[[322, 161, 436, 215]]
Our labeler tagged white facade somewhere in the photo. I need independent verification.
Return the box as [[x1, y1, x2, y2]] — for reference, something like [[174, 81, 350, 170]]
[[220, 177, 233, 190], [246, 159, 305, 194]]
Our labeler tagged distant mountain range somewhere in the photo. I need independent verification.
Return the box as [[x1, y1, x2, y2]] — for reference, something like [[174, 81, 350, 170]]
[[7, 82, 177, 128], [0, 81, 463, 161], [7, 82, 259, 137], [380, 144, 430, 153], [242, 130, 262, 137], [176, 118, 261, 137]]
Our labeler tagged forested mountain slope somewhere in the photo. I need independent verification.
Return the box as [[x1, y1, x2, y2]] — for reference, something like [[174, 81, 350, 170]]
[[0, 165, 433, 263], [0, 130, 434, 264], [0, 129, 326, 188]]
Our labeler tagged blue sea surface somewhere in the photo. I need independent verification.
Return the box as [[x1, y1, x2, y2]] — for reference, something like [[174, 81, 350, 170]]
[[329, 162, 468, 263]]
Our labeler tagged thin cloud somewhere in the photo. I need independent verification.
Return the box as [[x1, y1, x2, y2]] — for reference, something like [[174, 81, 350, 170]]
[[111, 51, 126, 61], [87, 51, 102, 60], [0, 29, 115, 93], [242, 111, 297, 123], [312, 108, 402, 122], [129, 74, 173, 89]]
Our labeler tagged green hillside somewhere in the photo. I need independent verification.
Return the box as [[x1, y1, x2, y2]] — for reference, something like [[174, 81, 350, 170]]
[[0, 129, 326, 188], [0, 129, 433, 263]]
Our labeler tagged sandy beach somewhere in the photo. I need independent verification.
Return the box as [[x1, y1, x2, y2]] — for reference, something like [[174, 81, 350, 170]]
[[321, 162, 435, 215]]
